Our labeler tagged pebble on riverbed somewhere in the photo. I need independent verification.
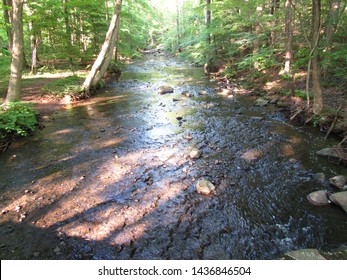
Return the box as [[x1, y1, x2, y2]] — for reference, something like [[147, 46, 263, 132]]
[[158, 85, 174, 94], [196, 179, 215, 195], [189, 148, 202, 159]]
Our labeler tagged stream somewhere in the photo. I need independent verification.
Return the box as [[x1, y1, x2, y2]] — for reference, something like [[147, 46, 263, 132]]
[[0, 53, 346, 260]]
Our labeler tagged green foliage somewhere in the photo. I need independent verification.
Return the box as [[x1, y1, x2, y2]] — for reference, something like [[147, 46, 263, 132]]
[[0, 102, 38, 140], [42, 75, 85, 97]]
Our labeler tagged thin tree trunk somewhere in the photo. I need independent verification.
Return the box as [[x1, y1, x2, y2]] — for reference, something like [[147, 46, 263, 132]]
[[176, 0, 180, 51], [204, 0, 212, 73], [63, 0, 73, 65], [283, 0, 294, 76], [323, 0, 344, 76], [82, 0, 122, 97], [253, 2, 263, 69], [6, 0, 24, 103], [2, 0, 13, 50], [312, 0, 323, 114]]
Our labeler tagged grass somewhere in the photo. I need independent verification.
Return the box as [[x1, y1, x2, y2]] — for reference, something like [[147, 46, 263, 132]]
[[41, 74, 86, 98]]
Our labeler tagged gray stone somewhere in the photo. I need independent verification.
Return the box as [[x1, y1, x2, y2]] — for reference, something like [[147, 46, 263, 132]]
[[255, 98, 269, 107], [307, 190, 329, 205], [313, 173, 326, 183], [317, 148, 340, 160], [196, 179, 215, 195], [329, 191, 347, 214], [190, 148, 202, 159], [158, 85, 174, 94], [286, 249, 326, 260], [330, 175, 347, 189], [199, 90, 208, 95]]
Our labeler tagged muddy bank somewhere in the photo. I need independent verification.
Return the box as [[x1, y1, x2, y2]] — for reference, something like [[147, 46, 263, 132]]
[[0, 54, 346, 260]]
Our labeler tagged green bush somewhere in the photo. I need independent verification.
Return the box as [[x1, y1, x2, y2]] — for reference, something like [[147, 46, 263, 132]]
[[0, 102, 38, 140]]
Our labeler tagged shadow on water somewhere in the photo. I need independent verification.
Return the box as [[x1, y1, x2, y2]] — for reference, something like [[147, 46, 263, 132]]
[[1, 54, 347, 260]]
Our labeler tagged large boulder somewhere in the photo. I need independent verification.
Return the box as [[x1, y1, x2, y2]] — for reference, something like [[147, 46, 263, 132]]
[[307, 190, 330, 206], [329, 191, 347, 214], [158, 85, 174, 94], [196, 179, 215, 195], [329, 175, 347, 190]]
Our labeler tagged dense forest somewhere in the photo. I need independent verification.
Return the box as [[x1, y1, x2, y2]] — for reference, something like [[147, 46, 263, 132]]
[[0, 0, 347, 148]]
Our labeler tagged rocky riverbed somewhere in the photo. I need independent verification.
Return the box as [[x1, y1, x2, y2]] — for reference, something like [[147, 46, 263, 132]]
[[0, 54, 346, 260]]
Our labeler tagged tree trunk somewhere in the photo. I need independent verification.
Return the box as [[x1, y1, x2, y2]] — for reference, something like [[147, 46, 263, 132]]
[[253, 2, 263, 69], [269, 0, 280, 47], [82, 0, 122, 97], [323, 0, 344, 76], [28, 19, 40, 75], [63, 0, 73, 65], [283, 0, 294, 76], [6, 0, 24, 103], [176, 0, 181, 51], [2, 0, 13, 50], [204, 0, 212, 73], [325, 0, 342, 50], [312, 0, 323, 114]]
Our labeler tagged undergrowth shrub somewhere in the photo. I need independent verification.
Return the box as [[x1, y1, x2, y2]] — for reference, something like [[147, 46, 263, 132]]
[[0, 102, 38, 141]]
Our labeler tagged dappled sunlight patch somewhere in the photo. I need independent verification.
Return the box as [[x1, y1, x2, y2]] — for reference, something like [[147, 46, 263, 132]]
[[264, 80, 281, 91]]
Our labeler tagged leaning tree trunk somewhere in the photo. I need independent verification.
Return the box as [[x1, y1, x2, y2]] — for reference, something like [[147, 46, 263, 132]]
[[82, 0, 122, 97], [312, 0, 323, 114], [6, 0, 24, 103]]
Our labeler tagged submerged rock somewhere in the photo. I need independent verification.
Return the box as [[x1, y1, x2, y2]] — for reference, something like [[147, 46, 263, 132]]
[[329, 192, 347, 214], [307, 190, 330, 205], [286, 249, 326, 260], [158, 85, 174, 94], [330, 175, 347, 190], [190, 148, 202, 159], [196, 179, 215, 195]]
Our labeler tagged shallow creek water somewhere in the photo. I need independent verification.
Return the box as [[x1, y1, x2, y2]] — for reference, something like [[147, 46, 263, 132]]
[[0, 54, 346, 259]]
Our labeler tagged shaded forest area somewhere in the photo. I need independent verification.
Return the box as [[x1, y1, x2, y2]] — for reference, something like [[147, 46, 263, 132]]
[[0, 0, 347, 153]]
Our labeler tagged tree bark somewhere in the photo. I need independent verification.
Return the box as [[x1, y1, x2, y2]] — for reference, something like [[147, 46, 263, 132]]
[[2, 0, 13, 50], [204, 0, 212, 73], [63, 0, 73, 65], [283, 0, 294, 75], [325, 0, 342, 50], [82, 0, 122, 97], [312, 0, 323, 114], [6, 0, 24, 103], [176, 0, 181, 51]]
